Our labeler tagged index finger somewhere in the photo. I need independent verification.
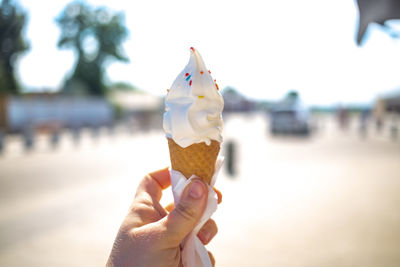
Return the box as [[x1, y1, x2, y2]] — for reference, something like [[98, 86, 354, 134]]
[[149, 167, 171, 189], [136, 167, 171, 202]]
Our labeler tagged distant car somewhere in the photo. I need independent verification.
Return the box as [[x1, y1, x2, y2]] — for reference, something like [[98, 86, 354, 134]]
[[269, 107, 311, 135]]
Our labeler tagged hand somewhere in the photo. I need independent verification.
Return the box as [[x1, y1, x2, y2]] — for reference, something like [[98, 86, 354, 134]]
[[106, 168, 221, 267]]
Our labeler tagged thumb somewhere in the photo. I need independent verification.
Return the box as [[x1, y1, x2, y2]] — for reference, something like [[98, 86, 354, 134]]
[[164, 178, 208, 246]]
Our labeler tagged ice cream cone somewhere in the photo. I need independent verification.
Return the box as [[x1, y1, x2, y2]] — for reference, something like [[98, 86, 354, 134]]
[[168, 138, 220, 184]]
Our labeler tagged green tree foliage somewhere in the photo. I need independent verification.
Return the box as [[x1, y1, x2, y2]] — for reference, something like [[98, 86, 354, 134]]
[[0, 0, 29, 95], [286, 90, 299, 100], [56, 1, 128, 96]]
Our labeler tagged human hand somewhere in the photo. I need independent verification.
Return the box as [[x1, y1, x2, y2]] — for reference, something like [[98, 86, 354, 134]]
[[106, 167, 221, 267]]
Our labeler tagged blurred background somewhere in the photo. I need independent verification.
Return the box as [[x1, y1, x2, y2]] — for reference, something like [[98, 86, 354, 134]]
[[0, 0, 399, 266]]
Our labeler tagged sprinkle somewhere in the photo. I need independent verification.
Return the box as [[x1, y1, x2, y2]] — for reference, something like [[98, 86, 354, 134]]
[[200, 71, 204, 75], [208, 70, 211, 74], [186, 74, 191, 81], [190, 47, 195, 52], [189, 80, 192, 86], [214, 79, 216, 82], [215, 83, 219, 90], [198, 95, 204, 99], [185, 73, 189, 77], [167, 89, 170, 92]]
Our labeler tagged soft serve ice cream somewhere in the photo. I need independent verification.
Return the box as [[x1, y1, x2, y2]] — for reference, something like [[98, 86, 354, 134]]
[[163, 47, 224, 148], [164, 47, 224, 267]]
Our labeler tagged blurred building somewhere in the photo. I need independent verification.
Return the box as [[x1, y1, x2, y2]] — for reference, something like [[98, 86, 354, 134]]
[[110, 90, 163, 113], [374, 90, 400, 115], [373, 90, 400, 137], [221, 87, 256, 112], [382, 92, 400, 113], [0, 93, 113, 134], [109, 89, 163, 131], [268, 91, 312, 135]]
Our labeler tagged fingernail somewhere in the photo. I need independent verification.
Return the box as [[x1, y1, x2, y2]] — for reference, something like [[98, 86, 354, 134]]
[[200, 230, 211, 243], [189, 180, 204, 199]]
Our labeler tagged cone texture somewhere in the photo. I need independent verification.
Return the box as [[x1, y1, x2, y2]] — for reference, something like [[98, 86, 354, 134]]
[[168, 138, 220, 184]]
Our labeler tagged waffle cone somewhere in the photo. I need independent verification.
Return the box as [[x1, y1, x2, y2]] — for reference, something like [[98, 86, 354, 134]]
[[167, 138, 220, 184]]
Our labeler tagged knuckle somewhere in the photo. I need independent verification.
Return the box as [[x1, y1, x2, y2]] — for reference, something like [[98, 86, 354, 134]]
[[175, 201, 197, 222], [130, 202, 152, 217]]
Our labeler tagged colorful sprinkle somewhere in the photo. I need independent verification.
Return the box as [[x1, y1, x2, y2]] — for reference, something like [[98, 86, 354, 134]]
[[189, 80, 192, 86], [185, 73, 189, 77], [167, 89, 170, 92], [200, 71, 204, 75], [208, 70, 211, 74], [215, 83, 219, 90], [185, 74, 191, 81], [190, 47, 195, 52], [198, 95, 204, 99]]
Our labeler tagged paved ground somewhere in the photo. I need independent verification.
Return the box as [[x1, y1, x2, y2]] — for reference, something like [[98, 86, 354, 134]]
[[0, 113, 399, 267]]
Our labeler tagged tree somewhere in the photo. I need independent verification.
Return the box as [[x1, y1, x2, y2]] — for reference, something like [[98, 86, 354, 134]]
[[0, 0, 29, 94], [56, 1, 129, 96], [286, 90, 299, 100]]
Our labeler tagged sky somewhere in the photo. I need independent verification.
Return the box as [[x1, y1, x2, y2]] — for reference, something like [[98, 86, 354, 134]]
[[14, 0, 400, 105]]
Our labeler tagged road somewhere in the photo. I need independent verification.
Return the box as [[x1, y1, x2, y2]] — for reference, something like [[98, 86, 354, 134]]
[[0, 113, 399, 267]]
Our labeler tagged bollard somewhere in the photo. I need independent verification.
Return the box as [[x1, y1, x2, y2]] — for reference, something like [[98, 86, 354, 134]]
[[376, 119, 383, 133], [225, 140, 237, 177], [91, 126, 100, 139], [389, 114, 399, 141], [391, 125, 398, 141], [22, 128, 35, 151], [108, 123, 115, 136], [0, 130, 4, 154], [50, 130, 60, 149], [71, 127, 80, 145]]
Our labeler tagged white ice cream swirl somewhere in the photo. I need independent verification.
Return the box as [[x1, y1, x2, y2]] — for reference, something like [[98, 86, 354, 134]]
[[163, 47, 224, 148]]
